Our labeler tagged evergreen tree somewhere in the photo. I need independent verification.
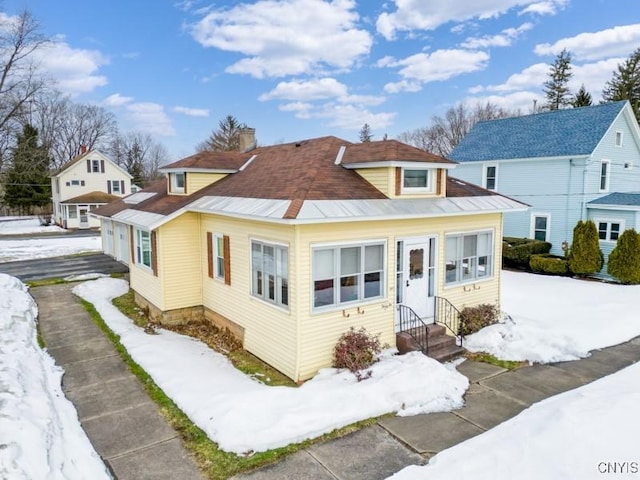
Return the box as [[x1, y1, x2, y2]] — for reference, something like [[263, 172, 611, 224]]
[[568, 220, 603, 275], [359, 123, 373, 142], [125, 140, 146, 187], [572, 84, 593, 107], [607, 229, 640, 284], [602, 48, 640, 122], [543, 49, 574, 110], [3, 124, 52, 214], [197, 115, 245, 152]]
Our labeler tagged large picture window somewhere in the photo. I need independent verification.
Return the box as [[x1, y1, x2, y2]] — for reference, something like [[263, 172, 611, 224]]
[[445, 232, 493, 285], [313, 242, 385, 310], [136, 229, 152, 268], [251, 240, 288, 308]]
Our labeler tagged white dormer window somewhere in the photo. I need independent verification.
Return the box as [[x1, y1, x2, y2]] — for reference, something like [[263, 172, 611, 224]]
[[401, 168, 433, 194], [171, 172, 185, 193], [615, 131, 623, 147]]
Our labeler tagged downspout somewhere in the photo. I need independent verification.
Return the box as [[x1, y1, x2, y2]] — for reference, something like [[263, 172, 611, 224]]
[[581, 159, 589, 221], [565, 159, 573, 247], [293, 223, 302, 382]]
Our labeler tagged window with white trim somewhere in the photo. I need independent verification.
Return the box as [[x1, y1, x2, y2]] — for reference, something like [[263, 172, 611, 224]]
[[615, 131, 623, 147], [401, 168, 433, 193], [92, 159, 101, 173], [214, 234, 225, 279], [445, 232, 493, 285], [68, 205, 77, 219], [312, 242, 385, 309], [531, 214, 550, 242], [600, 160, 610, 192], [597, 220, 623, 241], [110, 180, 121, 194], [251, 240, 288, 307], [483, 164, 497, 191], [171, 172, 185, 193], [135, 229, 152, 268]]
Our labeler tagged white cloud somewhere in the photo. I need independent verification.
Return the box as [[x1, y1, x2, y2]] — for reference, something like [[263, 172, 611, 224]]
[[103, 93, 133, 107], [466, 90, 544, 113], [474, 62, 548, 93], [534, 24, 640, 61], [173, 106, 210, 117], [36, 40, 108, 95], [460, 22, 533, 49], [314, 103, 396, 130], [376, 0, 564, 40], [190, 0, 371, 78], [382, 49, 490, 93], [126, 103, 175, 137], [279, 102, 313, 118], [259, 78, 348, 101]]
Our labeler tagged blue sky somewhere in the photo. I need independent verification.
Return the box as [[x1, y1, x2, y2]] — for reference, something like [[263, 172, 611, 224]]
[[3, 0, 640, 159]]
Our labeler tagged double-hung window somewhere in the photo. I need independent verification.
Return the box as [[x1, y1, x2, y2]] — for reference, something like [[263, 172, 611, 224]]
[[214, 234, 225, 279], [136, 229, 152, 268], [251, 240, 288, 308], [312, 242, 385, 310], [445, 232, 493, 285], [171, 172, 185, 193], [600, 160, 610, 192], [484, 164, 497, 190], [531, 214, 550, 242], [597, 221, 623, 241]]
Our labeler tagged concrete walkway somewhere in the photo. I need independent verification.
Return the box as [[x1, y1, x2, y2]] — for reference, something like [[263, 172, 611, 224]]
[[233, 337, 640, 480], [32, 284, 203, 480]]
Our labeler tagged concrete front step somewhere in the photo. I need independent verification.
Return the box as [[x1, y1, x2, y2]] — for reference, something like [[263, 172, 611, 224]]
[[396, 328, 465, 363]]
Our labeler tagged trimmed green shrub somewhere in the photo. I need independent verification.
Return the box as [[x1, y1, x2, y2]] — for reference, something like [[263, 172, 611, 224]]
[[502, 237, 552, 268], [568, 220, 603, 275], [607, 229, 640, 284], [459, 304, 500, 336], [529, 254, 570, 275], [333, 327, 382, 381]]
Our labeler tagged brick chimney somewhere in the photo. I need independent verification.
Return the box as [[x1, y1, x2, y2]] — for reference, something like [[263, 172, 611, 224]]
[[238, 128, 256, 152], [79, 144, 87, 155]]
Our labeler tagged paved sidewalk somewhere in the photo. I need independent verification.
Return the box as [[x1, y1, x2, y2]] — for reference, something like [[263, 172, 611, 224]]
[[32, 284, 203, 480], [234, 337, 640, 480]]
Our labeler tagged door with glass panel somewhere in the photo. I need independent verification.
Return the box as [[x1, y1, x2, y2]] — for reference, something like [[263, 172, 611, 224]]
[[396, 237, 436, 322]]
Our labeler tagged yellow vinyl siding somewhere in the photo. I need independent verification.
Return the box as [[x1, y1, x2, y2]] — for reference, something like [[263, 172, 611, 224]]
[[355, 167, 392, 196], [130, 262, 164, 310], [295, 213, 503, 379], [159, 212, 203, 310], [186, 172, 228, 194], [199, 215, 299, 380]]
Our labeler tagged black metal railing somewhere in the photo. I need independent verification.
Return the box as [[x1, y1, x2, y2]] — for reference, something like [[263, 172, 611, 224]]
[[434, 296, 464, 346], [396, 304, 431, 354]]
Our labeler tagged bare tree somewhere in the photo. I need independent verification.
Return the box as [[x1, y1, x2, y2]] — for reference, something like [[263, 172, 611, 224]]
[[0, 9, 48, 172], [398, 101, 517, 156], [108, 130, 169, 186], [29, 91, 117, 169]]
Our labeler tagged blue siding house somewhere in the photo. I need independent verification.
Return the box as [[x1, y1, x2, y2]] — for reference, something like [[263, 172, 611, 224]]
[[449, 101, 640, 268]]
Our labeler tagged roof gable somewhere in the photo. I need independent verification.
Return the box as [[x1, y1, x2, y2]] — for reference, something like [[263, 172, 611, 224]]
[[341, 139, 454, 166], [54, 150, 132, 179], [450, 101, 629, 162]]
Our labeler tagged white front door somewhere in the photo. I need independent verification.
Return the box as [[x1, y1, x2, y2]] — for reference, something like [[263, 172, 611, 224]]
[[399, 237, 437, 320], [78, 207, 89, 229], [116, 223, 129, 264]]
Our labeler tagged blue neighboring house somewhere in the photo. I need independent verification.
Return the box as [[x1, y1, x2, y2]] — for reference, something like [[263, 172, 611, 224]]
[[449, 100, 640, 270]]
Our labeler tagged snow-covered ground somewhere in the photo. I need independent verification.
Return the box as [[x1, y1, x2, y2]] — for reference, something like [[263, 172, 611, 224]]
[[0, 274, 110, 480], [73, 277, 469, 454], [0, 217, 66, 235], [389, 360, 640, 480], [465, 270, 640, 363], [0, 236, 102, 262]]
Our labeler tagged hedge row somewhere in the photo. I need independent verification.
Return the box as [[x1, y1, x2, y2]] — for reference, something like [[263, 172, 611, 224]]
[[502, 237, 552, 268]]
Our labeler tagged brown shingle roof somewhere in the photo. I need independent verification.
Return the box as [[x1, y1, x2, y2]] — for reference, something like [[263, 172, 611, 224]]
[[342, 139, 455, 165], [61, 191, 120, 204], [160, 150, 247, 170], [446, 177, 498, 197]]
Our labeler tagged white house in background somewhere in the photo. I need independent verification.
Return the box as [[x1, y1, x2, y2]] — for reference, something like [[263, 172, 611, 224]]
[[51, 148, 132, 229]]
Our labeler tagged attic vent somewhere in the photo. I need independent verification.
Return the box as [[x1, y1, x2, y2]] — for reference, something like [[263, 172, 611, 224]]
[[625, 161, 633, 170], [295, 140, 307, 147]]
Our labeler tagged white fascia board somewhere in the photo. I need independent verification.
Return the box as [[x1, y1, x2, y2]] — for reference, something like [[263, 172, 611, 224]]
[[586, 203, 640, 211], [458, 154, 591, 164], [342, 161, 456, 169]]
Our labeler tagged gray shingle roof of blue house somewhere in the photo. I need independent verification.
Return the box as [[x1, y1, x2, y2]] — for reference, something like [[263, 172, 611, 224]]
[[449, 101, 628, 162], [588, 192, 640, 207]]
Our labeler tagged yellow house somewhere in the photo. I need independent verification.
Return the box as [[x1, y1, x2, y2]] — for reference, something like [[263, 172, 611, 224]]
[[93, 135, 526, 382]]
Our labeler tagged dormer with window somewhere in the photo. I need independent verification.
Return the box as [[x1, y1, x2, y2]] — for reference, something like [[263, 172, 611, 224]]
[[339, 140, 456, 199], [169, 172, 185, 194]]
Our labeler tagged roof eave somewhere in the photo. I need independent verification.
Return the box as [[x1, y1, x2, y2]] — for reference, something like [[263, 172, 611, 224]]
[[159, 167, 238, 174], [342, 161, 457, 169]]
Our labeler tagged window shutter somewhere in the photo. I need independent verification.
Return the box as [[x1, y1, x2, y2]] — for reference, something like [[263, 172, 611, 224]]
[[86, 159, 91, 172], [395, 167, 402, 195], [121, 180, 125, 194], [437, 169, 442, 195], [107, 181, 112, 194], [129, 226, 135, 264], [81, 180, 85, 186], [151, 231, 158, 276], [100, 160, 105, 173], [66, 182, 70, 186], [206, 232, 214, 279], [223, 235, 231, 285]]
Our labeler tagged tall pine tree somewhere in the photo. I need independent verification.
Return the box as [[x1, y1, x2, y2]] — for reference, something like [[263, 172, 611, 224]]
[[543, 49, 573, 110], [602, 48, 640, 122], [3, 124, 52, 214], [359, 123, 373, 142], [573, 84, 593, 107]]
